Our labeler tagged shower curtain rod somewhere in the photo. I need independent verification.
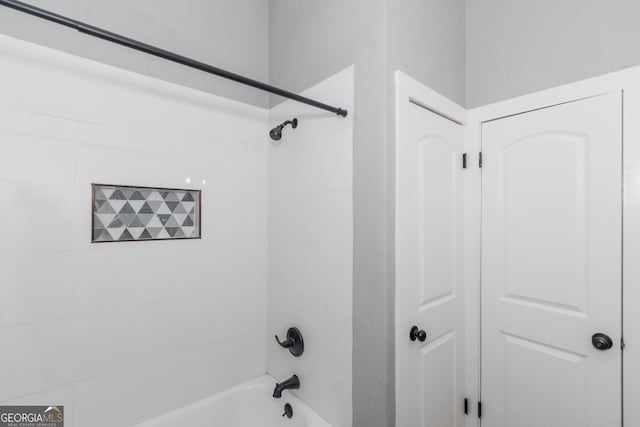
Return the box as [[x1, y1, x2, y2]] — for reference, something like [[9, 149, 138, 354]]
[[0, 0, 349, 118]]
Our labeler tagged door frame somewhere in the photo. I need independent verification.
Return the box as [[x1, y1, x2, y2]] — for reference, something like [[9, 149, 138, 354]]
[[395, 66, 640, 427], [467, 67, 640, 427]]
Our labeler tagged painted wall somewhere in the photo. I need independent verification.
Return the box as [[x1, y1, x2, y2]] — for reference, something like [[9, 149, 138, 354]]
[[386, 0, 466, 106], [0, 35, 268, 427], [0, 0, 269, 108], [466, 0, 640, 107], [268, 66, 354, 427], [269, 0, 466, 106], [268, 0, 382, 105]]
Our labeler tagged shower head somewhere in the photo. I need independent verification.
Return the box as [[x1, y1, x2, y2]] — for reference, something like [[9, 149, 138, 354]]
[[269, 126, 283, 141], [269, 118, 298, 141]]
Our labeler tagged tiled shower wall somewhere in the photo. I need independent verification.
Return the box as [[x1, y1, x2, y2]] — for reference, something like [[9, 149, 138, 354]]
[[0, 35, 268, 426], [268, 67, 354, 427]]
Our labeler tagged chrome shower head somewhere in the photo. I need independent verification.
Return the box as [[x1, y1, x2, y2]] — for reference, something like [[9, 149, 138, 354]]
[[269, 118, 298, 141]]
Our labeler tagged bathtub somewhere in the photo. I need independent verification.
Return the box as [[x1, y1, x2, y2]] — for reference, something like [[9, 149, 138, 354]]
[[135, 376, 332, 427]]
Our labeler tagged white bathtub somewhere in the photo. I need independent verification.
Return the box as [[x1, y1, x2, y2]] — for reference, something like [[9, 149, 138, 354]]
[[135, 376, 332, 427]]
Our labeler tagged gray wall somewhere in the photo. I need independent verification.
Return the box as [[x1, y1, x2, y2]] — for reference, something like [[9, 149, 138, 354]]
[[269, 1, 394, 426], [268, 0, 383, 103], [467, 0, 640, 107], [0, 0, 269, 107], [269, 0, 466, 106], [386, 0, 466, 106]]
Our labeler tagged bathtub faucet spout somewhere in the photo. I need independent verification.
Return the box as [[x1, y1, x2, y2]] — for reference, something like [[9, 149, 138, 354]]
[[273, 375, 300, 398]]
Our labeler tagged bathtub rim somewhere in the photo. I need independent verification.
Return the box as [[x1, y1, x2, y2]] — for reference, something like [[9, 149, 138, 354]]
[[134, 374, 333, 427]]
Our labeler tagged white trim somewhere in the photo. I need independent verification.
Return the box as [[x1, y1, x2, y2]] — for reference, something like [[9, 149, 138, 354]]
[[622, 88, 640, 427], [396, 71, 468, 125], [462, 119, 482, 427]]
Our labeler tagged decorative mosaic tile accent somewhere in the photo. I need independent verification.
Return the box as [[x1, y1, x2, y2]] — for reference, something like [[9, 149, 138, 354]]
[[92, 184, 201, 243]]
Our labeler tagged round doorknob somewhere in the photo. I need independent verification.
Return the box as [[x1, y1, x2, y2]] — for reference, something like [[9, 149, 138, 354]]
[[592, 333, 613, 351], [410, 326, 427, 342]]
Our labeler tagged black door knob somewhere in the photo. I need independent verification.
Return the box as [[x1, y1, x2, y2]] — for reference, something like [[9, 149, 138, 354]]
[[409, 326, 427, 342], [592, 333, 613, 351]]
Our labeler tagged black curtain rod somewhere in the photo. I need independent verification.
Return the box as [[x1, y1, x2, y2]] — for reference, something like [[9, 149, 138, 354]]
[[0, 0, 348, 118]]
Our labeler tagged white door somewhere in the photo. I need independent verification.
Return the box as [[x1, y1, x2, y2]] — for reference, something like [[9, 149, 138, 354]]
[[396, 100, 465, 427], [481, 93, 622, 427]]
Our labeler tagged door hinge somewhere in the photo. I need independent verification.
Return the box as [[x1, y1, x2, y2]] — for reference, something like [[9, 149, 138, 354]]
[[478, 401, 482, 419], [622, 337, 626, 351], [479, 152, 483, 168], [463, 398, 469, 415], [462, 153, 468, 169]]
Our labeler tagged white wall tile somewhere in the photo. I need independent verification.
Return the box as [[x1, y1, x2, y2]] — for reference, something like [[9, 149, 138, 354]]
[[269, 190, 323, 247], [73, 350, 210, 427], [0, 182, 77, 253], [0, 251, 75, 327], [0, 324, 49, 401], [0, 35, 268, 426], [0, 129, 76, 185], [268, 67, 354, 427], [321, 191, 353, 250], [206, 332, 268, 395]]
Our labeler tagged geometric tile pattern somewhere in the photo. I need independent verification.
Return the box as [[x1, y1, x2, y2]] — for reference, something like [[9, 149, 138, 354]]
[[92, 184, 201, 243]]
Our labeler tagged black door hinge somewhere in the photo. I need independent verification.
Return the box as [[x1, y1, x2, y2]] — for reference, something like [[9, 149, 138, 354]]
[[463, 398, 469, 415], [479, 152, 483, 168], [478, 401, 482, 418], [462, 153, 468, 169], [622, 337, 626, 351]]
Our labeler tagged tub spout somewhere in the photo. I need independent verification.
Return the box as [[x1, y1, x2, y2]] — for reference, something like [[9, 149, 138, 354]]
[[273, 375, 300, 398]]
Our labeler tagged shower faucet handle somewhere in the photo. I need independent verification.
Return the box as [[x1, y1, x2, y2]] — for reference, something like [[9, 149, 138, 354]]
[[275, 327, 305, 357], [275, 335, 294, 347]]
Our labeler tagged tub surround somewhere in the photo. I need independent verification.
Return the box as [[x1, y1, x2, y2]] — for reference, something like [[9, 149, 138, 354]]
[[268, 67, 354, 427], [0, 34, 268, 427], [0, 32, 353, 427]]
